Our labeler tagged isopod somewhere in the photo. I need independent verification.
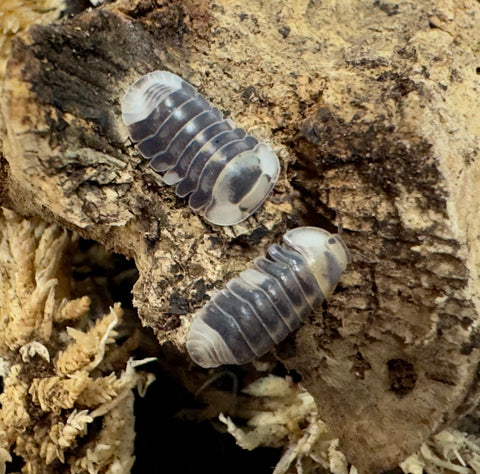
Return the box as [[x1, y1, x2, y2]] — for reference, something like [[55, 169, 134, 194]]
[[186, 226, 349, 368], [121, 71, 280, 226]]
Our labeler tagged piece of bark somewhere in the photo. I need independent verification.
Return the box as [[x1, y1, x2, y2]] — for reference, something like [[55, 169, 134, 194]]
[[1, 0, 480, 472]]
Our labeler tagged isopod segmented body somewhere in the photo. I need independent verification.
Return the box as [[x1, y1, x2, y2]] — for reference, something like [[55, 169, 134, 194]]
[[121, 71, 280, 226], [186, 226, 349, 368]]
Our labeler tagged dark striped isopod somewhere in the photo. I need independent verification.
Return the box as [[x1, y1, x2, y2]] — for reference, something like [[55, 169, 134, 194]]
[[186, 226, 349, 368], [121, 71, 280, 226]]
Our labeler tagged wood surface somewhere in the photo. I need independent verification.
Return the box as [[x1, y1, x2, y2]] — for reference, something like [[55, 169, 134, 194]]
[[1, 1, 480, 471]]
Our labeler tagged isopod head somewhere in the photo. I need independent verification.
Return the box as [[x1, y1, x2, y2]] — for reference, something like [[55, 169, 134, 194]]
[[283, 227, 350, 298], [121, 71, 184, 127]]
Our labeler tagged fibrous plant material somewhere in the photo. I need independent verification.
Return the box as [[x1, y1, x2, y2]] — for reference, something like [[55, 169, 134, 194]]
[[0, 208, 154, 473], [218, 375, 340, 473], [1, 0, 480, 472], [220, 375, 480, 474]]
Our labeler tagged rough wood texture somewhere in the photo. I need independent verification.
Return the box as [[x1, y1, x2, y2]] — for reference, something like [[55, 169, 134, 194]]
[[1, 0, 480, 472]]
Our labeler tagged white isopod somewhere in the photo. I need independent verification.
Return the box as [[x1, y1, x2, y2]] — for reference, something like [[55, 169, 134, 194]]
[[121, 71, 280, 226], [186, 226, 349, 368]]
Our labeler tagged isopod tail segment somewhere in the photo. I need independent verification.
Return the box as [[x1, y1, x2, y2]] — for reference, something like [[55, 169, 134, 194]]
[[121, 70, 280, 226], [186, 226, 350, 368]]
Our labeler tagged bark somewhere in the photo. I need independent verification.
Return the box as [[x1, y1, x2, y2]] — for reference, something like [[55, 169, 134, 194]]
[[1, 0, 480, 472]]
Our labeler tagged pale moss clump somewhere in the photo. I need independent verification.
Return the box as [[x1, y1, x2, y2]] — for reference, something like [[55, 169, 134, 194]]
[[400, 429, 480, 474], [219, 374, 480, 474], [218, 374, 350, 474], [0, 208, 154, 474]]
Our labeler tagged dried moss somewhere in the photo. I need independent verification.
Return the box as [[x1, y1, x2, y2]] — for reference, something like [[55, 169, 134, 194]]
[[0, 208, 154, 473]]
